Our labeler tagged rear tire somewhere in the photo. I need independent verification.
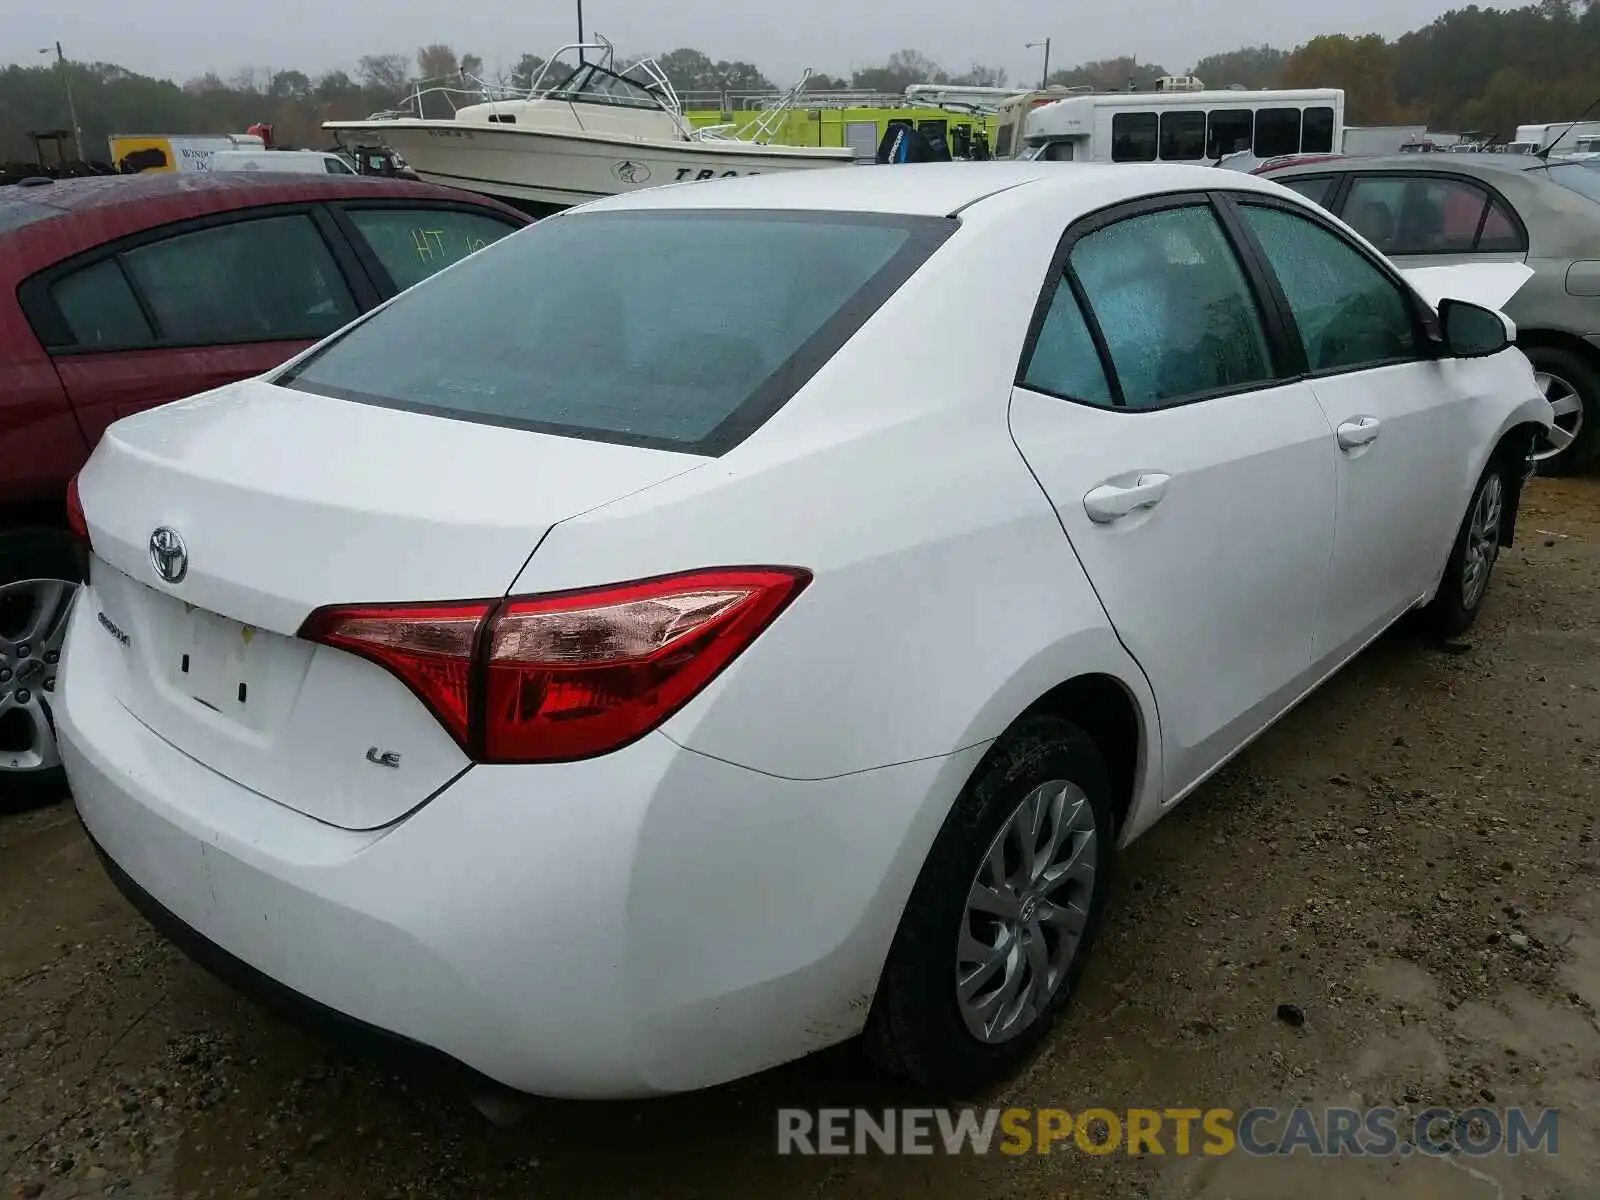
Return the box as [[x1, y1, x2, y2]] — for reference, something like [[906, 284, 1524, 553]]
[[866, 715, 1115, 1096], [1525, 345, 1598, 475], [1419, 460, 1508, 639], [0, 528, 83, 812]]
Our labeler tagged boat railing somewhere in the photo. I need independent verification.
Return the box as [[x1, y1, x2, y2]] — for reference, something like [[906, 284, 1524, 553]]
[[687, 69, 822, 144]]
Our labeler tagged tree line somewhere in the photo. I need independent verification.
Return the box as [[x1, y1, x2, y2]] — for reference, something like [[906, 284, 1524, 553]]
[[6, 1, 1600, 168]]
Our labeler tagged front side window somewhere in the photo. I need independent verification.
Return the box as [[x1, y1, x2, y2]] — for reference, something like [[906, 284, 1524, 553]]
[[1238, 202, 1418, 373], [281, 210, 951, 454], [1111, 112, 1158, 162], [1159, 111, 1207, 161], [1255, 109, 1303, 158], [1069, 204, 1274, 408], [324, 156, 354, 174], [118, 214, 358, 344], [345, 207, 519, 291]]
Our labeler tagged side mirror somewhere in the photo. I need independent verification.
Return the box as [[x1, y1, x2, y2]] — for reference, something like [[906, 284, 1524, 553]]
[[1438, 297, 1511, 358]]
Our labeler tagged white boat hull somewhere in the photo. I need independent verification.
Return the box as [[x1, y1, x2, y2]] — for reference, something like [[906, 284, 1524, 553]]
[[323, 119, 856, 208]]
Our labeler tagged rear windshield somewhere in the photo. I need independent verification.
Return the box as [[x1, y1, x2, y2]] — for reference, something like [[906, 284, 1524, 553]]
[[280, 208, 953, 455], [1542, 162, 1600, 204]]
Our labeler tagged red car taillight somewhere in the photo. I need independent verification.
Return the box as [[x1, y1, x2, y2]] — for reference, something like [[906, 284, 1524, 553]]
[[66, 473, 90, 546], [299, 567, 811, 764]]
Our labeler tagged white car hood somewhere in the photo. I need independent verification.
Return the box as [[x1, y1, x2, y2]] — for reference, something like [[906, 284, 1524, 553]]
[[1398, 262, 1535, 313]]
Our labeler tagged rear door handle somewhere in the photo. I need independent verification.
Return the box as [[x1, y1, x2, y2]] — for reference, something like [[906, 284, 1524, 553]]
[[1083, 472, 1171, 524], [1336, 416, 1382, 450]]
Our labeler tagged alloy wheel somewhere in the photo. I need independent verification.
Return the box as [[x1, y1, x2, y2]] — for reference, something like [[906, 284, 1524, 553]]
[[1461, 472, 1503, 611], [1533, 371, 1583, 462], [955, 778, 1098, 1045], [0, 578, 76, 775]]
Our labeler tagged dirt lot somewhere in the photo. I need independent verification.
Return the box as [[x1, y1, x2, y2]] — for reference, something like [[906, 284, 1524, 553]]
[[3, 474, 1598, 1200]]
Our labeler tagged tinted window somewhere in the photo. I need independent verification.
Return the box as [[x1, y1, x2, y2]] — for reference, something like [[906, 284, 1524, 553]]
[[119, 215, 358, 344], [325, 157, 354, 174], [996, 123, 1015, 158], [346, 207, 518, 290], [1343, 175, 1491, 254], [1041, 141, 1075, 162], [1239, 203, 1417, 373], [50, 259, 154, 349], [1477, 194, 1524, 251], [1160, 111, 1207, 161], [1208, 110, 1253, 158], [1255, 109, 1302, 158], [281, 210, 950, 454], [1303, 107, 1336, 154], [1112, 112, 1158, 162], [1279, 175, 1337, 207], [1070, 204, 1274, 408], [1021, 280, 1114, 406]]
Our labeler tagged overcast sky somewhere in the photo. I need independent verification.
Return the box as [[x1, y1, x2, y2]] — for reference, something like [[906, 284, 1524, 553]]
[[4, 0, 1513, 87]]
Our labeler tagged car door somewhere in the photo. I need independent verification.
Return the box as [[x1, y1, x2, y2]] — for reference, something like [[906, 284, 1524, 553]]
[[326, 201, 525, 296], [1007, 195, 1337, 799], [19, 207, 373, 446], [1223, 192, 1472, 665]]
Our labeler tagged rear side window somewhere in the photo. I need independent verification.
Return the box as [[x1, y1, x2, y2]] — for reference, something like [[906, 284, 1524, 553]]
[[119, 214, 358, 344], [1068, 204, 1274, 408], [345, 207, 519, 290], [1342, 175, 1510, 255], [280, 210, 952, 454], [50, 259, 153, 348], [1021, 281, 1114, 406], [1278, 175, 1337, 208], [1111, 113, 1158, 162]]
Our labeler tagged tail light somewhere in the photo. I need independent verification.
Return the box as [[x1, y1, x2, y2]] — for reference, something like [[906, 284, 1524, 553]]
[[299, 567, 810, 763], [66, 473, 90, 546]]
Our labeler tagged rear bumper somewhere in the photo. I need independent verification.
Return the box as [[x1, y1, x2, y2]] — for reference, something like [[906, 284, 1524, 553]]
[[59, 590, 984, 1098]]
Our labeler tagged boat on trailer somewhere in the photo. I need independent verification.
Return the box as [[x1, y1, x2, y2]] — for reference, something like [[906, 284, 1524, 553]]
[[324, 39, 855, 214]]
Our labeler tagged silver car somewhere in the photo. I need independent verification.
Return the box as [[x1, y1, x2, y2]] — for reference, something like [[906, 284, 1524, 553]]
[[1259, 153, 1600, 473]]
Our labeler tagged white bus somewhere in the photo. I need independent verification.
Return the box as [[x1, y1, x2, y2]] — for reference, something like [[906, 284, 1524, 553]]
[[995, 88, 1345, 165]]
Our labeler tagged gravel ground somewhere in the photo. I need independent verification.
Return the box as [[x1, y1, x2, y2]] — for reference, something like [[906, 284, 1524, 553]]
[[2, 474, 1597, 1200]]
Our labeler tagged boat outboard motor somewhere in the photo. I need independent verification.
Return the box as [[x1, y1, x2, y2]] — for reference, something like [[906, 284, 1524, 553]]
[[876, 123, 949, 165]]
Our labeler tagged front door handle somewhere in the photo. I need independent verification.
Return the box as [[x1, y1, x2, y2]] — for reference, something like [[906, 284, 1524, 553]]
[[1336, 416, 1382, 450], [1083, 472, 1171, 524]]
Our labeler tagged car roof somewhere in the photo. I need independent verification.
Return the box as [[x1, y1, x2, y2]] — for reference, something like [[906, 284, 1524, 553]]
[[0, 171, 529, 300], [1263, 152, 1571, 178], [0, 170, 523, 233], [572, 161, 1294, 219]]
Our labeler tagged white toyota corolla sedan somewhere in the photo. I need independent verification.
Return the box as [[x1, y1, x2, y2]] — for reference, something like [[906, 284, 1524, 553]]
[[59, 162, 1552, 1100]]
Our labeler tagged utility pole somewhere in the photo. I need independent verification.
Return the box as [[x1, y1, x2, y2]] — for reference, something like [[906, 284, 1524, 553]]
[[1026, 38, 1051, 91], [39, 42, 84, 161]]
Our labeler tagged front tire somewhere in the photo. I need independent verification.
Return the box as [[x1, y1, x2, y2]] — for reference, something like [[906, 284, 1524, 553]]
[[866, 715, 1115, 1095], [1, 529, 82, 812], [1525, 346, 1598, 475], [1420, 460, 1508, 638]]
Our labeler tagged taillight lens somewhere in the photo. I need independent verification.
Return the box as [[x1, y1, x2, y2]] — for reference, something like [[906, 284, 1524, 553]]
[[298, 567, 810, 763], [66, 473, 90, 546]]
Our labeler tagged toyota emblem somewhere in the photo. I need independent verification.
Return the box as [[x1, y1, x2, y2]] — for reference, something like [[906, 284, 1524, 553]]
[[148, 527, 189, 584]]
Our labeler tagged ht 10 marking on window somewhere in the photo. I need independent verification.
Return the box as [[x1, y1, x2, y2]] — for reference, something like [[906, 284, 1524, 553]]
[[410, 228, 488, 264]]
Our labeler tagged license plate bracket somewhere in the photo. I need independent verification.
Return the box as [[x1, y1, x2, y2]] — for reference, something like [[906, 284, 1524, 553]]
[[172, 605, 266, 724]]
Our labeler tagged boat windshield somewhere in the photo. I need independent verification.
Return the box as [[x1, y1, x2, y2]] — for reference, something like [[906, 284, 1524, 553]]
[[545, 63, 663, 110]]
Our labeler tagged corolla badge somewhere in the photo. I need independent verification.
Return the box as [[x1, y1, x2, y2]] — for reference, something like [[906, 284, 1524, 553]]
[[148, 527, 189, 584]]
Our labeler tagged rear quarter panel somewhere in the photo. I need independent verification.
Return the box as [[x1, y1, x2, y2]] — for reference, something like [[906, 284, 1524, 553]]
[[504, 193, 1164, 828]]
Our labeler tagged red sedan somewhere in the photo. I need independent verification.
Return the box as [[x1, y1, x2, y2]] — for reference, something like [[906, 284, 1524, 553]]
[[1, 171, 529, 807]]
